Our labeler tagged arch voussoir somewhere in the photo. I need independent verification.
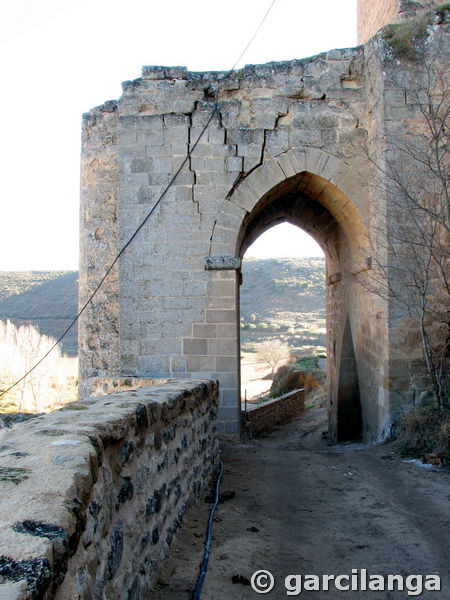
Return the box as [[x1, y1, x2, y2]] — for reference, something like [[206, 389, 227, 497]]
[[212, 150, 369, 261]]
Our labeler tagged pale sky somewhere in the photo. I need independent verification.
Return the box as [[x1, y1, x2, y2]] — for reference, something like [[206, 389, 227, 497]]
[[0, 0, 356, 271]]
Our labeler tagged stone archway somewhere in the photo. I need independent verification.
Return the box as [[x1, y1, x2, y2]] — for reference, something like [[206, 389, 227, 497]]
[[207, 151, 371, 442], [79, 34, 444, 444]]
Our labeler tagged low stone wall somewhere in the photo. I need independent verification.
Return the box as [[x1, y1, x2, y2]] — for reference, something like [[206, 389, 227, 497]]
[[243, 389, 305, 437], [0, 379, 218, 600]]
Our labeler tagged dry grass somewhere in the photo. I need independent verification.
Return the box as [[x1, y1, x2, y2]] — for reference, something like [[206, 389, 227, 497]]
[[0, 357, 78, 414], [398, 402, 450, 459]]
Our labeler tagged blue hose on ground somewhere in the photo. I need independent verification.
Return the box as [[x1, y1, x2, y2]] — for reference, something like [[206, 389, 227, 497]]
[[192, 460, 224, 600]]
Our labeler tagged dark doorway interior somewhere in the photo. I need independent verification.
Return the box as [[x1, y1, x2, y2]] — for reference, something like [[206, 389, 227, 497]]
[[337, 318, 362, 441]]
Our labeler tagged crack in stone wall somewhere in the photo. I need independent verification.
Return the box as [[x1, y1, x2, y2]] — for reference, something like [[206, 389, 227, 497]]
[[79, 17, 448, 439]]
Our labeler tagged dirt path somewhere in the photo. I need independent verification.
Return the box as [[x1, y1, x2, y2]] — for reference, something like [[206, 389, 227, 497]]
[[150, 412, 449, 599]]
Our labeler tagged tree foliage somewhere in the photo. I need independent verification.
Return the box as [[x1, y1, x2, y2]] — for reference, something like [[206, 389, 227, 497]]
[[256, 338, 290, 376], [0, 320, 77, 413]]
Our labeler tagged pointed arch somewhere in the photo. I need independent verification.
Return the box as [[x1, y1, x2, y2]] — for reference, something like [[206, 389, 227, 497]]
[[209, 148, 370, 271]]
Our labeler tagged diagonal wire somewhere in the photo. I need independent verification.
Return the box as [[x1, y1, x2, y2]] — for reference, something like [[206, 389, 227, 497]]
[[227, 0, 276, 74], [0, 0, 277, 399]]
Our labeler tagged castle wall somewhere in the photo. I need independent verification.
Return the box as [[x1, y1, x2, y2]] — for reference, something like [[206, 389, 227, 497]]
[[358, 0, 399, 44], [79, 102, 120, 400], [79, 13, 448, 441]]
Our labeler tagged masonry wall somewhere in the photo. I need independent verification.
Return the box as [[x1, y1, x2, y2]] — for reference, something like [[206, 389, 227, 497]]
[[79, 101, 120, 400], [358, 0, 399, 44], [377, 19, 449, 423], [243, 388, 305, 437], [79, 12, 448, 441], [80, 48, 383, 438], [0, 379, 218, 600]]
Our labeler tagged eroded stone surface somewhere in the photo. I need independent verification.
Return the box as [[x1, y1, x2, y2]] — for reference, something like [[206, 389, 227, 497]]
[[0, 379, 218, 599]]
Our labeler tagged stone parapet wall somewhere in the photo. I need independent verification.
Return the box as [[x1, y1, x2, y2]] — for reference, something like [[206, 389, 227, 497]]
[[0, 379, 218, 600], [243, 389, 305, 437]]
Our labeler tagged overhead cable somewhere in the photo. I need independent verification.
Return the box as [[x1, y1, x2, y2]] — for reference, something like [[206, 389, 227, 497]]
[[0, 0, 277, 398]]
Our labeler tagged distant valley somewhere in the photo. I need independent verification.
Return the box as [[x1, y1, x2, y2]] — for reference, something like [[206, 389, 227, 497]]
[[240, 257, 326, 356], [0, 258, 326, 358], [0, 271, 78, 356]]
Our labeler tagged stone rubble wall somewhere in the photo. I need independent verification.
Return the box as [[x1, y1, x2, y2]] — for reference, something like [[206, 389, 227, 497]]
[[0, 379, 218, 600], [243, 389, 305, 437]]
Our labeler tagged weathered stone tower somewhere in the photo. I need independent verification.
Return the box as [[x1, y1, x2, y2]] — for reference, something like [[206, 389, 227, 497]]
[[358, 0, 448, 43], [79, 3, 448, 440]]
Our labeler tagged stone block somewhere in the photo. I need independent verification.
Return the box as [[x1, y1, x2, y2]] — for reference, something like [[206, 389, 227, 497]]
[[217, 405, 239, 421], [216, 356, 237, 372], [0, 581, 28, 600], [170, 356, 186, 372], [208, 338, 237, 356], [225, 156, 243, 172], [206, 280, 236, 297], [192, 324, 218, 338], [265, 128, 290, 157], [130, 158, 152, 173], [206, 295, 237, 310], [220, 388, 239, 406], [216, 324, 237, 338], [203, 157, 227, 173], [186, 355, 216, 371], [183, 280, 207, 297], [182, 338, 207, 355], [205, 309, 236, 324], [213, 372, 238, 388]]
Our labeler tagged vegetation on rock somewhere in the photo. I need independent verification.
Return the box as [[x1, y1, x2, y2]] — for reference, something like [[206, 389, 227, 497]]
[[381, 4, 450, 60], [396, 400, 450, 460]]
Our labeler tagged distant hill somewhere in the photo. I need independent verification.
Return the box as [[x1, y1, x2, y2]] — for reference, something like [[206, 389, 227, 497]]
[[0, 258, 326, 358], [240, 257, 326, 355], [0, 272, 78, 356]]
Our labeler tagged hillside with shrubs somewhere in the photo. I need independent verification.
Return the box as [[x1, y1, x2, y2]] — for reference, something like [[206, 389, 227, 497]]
[[240, 257, 326, 355]]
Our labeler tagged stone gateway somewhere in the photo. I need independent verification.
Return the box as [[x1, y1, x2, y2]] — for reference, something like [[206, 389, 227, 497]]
[[79, 1, 449, 441]]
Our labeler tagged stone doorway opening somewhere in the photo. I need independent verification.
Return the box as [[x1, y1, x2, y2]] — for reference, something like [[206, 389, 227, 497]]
[[230, 168, 368, 442], [238, 223, 326, 422], [337, 318, 363, 441]]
